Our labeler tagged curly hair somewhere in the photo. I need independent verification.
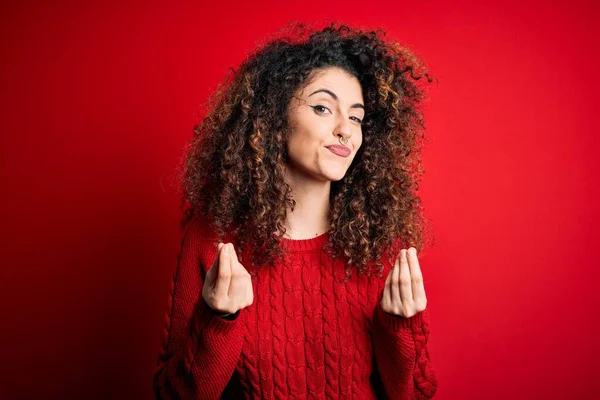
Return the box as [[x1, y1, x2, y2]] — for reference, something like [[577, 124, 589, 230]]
[[175, 21, 436, 281]]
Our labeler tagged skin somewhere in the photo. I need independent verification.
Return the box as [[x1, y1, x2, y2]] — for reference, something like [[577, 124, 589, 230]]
[[202, 242, 253, 315], [282, 66, 428, 318], [381, 247, 428, 318], [205, 68, 428, 319], [283, 66, 365, 239]]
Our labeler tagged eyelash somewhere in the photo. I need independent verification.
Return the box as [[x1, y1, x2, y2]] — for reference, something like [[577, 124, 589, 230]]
[[311, 105, 363, 124]]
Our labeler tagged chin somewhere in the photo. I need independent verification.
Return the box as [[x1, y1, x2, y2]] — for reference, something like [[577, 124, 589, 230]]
[[323, 168, 349, 182]]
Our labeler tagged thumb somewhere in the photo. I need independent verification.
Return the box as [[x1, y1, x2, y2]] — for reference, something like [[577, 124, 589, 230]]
[[382, 262, 394, 298], [206, 242, 225, 285]]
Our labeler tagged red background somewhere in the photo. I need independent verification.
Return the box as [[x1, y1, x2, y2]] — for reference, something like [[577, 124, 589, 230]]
[[1, 0, 599, 398]]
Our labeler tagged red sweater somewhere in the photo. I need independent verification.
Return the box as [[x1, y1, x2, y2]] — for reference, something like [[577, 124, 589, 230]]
[[153, 217, 438, 399]]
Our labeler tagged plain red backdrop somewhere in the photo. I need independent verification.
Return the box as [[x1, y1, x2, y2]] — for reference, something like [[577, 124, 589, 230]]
[[1, 0, 599, 398]]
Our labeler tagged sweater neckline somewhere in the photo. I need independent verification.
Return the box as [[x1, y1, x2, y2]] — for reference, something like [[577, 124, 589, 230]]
[[279, 230, 330, 251]]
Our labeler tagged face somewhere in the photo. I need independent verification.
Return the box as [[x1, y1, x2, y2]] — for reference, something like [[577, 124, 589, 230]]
[[285, 67, 364, 183]]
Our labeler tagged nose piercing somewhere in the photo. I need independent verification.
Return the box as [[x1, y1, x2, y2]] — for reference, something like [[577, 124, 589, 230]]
[[339, 136, 350, 145]]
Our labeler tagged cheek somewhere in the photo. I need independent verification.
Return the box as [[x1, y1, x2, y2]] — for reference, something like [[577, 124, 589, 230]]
[[286, 133, 311, 161], [355, 133, 363, 150], [289, 123, 325, 150], [300, 110, 330, 137]]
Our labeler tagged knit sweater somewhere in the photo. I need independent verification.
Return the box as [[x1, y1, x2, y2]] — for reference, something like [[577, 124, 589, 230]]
[[153, 216, 438, 399]]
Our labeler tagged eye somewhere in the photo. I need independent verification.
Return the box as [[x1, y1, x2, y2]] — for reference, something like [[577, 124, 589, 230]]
[[310, 105, 331, 115], [350, 116, 363, 124]]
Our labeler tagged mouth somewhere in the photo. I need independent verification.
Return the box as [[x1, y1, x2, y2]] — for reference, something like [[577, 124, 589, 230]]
[[326, 145, 351, 158]]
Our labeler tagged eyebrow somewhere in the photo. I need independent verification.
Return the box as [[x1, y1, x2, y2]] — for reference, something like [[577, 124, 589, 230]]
[[308, 89, 364, 110]]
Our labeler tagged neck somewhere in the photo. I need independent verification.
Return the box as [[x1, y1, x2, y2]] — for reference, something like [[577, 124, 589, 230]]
[[281, 168, 331, 240]]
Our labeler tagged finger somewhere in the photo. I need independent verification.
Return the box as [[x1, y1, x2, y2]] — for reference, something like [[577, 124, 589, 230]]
[[211, 242, 224, 270], [229, 244, 245, 277], [229, 263, 252, 308], [383, 258, 393, 303], [390, 253, 401, 306], [230, 245, 246, 276], [399, 249, 413, 304], [226, 244, 238, 298], [214, 243, 232, 300], [407, 247, 427, 301], [229, 244, 239, 264], [206, 242, 224, 284], [248, 277, 254, 305]]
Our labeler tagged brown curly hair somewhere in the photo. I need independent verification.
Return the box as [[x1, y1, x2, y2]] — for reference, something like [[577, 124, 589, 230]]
[[175, 21, 436, 281]]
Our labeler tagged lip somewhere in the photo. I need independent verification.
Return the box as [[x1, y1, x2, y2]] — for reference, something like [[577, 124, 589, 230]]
[[326, 145, 351, 158]]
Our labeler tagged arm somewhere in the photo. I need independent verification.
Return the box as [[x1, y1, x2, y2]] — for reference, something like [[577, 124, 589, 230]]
[[371, 303, 438, 399], [152, 220, 246, 400]]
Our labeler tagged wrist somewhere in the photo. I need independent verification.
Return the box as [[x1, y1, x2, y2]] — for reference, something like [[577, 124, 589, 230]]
[[217, 310, 240, 320], [205, 302, 239, 319], [220, 312, 238, 320]]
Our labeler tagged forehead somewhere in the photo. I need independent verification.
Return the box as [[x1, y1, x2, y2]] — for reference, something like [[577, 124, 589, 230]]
[[300, 67, 363, 101]]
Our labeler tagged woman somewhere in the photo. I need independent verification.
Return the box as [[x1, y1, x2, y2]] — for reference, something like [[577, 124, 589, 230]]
[[153, 22, 438, 399]]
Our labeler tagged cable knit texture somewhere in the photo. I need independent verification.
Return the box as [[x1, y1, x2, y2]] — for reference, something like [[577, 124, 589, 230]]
[[153, 216, 438, 399]]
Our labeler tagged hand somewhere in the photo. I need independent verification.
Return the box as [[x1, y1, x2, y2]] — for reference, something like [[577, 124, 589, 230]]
[[380, 247, 427, 318], [202, 243, 254, 315]]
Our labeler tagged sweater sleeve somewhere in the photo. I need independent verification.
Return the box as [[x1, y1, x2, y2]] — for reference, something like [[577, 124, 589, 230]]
[[152, 219, 247, 400], [371, 302, 438, 399]]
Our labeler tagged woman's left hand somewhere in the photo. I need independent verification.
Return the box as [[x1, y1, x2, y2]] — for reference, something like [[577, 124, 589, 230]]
[[380, 247, 427, 318]]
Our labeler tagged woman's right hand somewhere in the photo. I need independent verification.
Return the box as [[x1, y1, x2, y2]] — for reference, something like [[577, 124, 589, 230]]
[[202, 242, 254, 315]]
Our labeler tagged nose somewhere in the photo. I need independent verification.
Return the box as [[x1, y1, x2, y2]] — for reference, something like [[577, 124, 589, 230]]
[[335, 115, 352, 144]]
